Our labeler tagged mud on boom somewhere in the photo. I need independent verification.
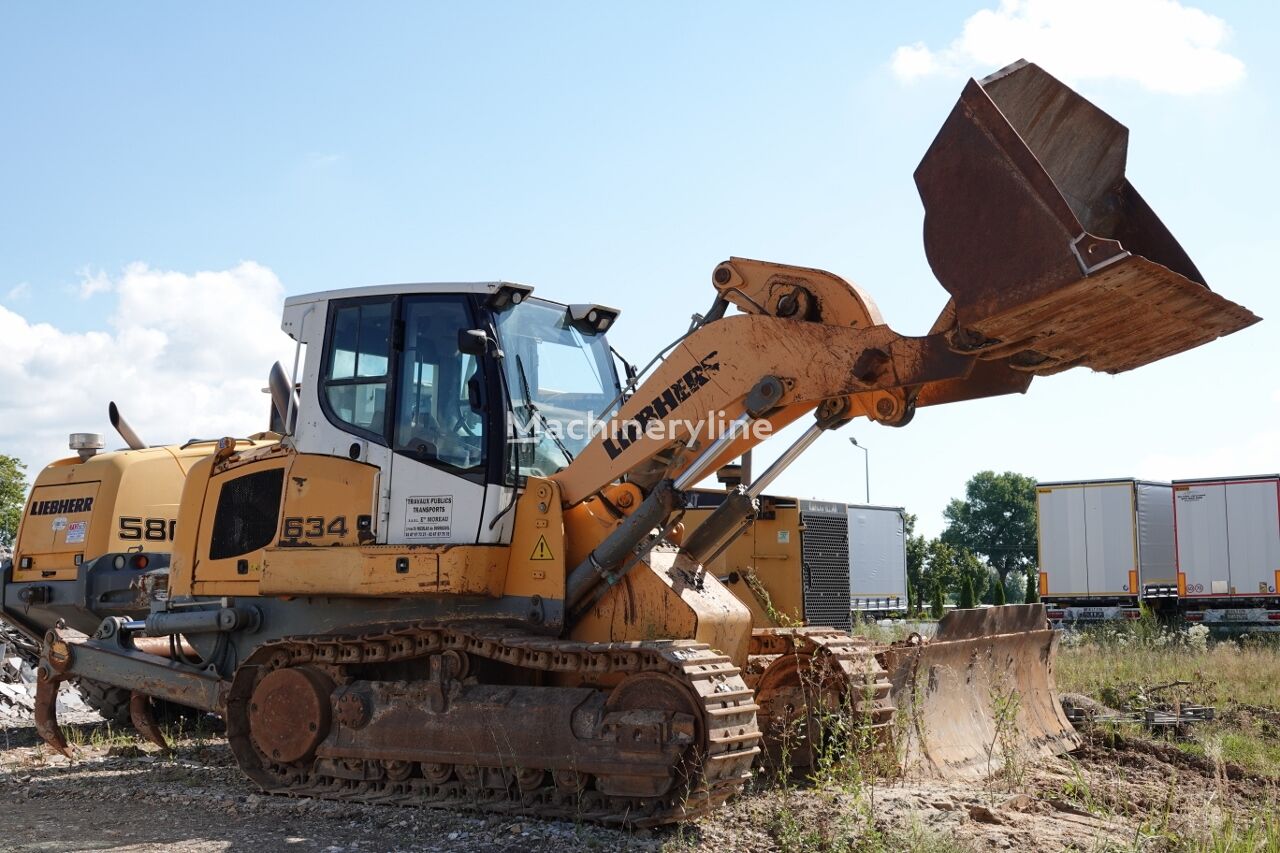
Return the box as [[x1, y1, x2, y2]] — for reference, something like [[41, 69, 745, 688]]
[[3, 61, 1257, 826]]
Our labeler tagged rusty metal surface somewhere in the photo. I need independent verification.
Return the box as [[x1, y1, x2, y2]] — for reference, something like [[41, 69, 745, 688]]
[[745, 628, 894, 769], [36, 620, 226, 715], [33, 668, 73, 758], [249, 667, 333, 764], [959, 256, 1259, 375], [130, 635, 198, 659], [224, 624, 761, 827], [916, 60, 1258, 376], [129, 691, 171, 752], [879, 604, 1078, 779]]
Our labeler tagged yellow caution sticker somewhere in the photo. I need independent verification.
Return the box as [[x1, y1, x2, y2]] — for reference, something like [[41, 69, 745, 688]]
[[530, 535, 555, 561]]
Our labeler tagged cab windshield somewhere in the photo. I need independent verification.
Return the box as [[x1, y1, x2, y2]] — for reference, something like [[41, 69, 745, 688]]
[[493, 298, 619, 478]]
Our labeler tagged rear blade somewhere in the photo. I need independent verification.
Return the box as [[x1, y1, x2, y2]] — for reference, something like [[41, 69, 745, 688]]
[[879, 604, 1078, 779], [915, 60, 1258, 375]]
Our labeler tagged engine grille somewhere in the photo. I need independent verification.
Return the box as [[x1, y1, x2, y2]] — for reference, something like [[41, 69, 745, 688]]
[[210, 468, 285, 560], [800, 510, 851, 631]]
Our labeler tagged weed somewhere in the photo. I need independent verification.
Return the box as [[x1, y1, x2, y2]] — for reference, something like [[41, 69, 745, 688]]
[[1193, 810, 1280, 853], [984, 679, 1025, 793]]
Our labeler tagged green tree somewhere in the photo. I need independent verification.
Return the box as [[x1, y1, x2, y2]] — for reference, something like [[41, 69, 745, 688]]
[[941, 471, 1038, 587], [0, 454, 28, 548], [1025, 569, 1040, 603], [1003, 571, 1025, 604], [929, 581, 945, 620], [903, 512, 927, 616], [994, 575, 1007, 605], [924, 539, 989, 604], [959, 576, 976, 609]]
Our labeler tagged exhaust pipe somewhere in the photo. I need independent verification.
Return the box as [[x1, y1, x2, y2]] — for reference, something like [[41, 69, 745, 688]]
[[268, 361, 298, 434], [108, 402, 146, 450]]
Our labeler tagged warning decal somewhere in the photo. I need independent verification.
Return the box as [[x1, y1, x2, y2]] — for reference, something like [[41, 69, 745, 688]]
[[404, 495, 453, 540], [530, 535, 554, 561]]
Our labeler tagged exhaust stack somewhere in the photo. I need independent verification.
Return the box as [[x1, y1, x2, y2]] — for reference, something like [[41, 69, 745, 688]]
[[108, 402, 147, 450], [268, 361, 298, 434]]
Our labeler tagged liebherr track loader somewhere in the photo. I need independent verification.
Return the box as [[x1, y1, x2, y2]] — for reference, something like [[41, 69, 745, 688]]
[[4, 61, 1258, 824]]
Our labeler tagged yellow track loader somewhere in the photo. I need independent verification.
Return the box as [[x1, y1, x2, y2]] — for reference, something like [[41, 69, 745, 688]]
[[5, 61, 1257, 824]]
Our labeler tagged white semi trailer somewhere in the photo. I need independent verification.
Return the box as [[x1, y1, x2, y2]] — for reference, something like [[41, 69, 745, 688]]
[[1173, 474, 1280, 628], [1036, 479, 1176, 623], [845, 503, 909, 618]]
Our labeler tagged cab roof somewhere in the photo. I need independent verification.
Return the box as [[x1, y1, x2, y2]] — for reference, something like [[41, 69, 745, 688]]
[[283, 281, 545, 308]]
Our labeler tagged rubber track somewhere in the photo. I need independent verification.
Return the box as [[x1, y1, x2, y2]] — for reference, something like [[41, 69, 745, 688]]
[[226, 623, 761, 827]]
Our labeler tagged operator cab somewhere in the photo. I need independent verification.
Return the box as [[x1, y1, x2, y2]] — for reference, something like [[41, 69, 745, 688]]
[[281, 283, 621, 546]]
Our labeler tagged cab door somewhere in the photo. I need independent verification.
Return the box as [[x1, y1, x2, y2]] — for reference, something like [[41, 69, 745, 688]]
[[385, 295, 493, 544]]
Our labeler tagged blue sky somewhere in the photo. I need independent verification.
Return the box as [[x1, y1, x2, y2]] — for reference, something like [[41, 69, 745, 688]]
[[2, 1, 1276, 537]]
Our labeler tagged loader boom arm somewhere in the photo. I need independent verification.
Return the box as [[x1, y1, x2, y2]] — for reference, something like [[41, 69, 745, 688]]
[[552, 263, 1020, 505]]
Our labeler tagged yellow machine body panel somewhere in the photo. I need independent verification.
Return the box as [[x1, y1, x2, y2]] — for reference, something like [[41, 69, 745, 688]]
[[260, 545, 508, 597], [170, 445, 569, 603], [501, 477, 567, 602], [13, 444, 224, 582], [684, 497, 805, 627], [175, 447, 377, 596], [569, 548, 753, 666]]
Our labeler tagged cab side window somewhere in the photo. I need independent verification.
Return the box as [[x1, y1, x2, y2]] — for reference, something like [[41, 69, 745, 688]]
[[394, 296, 486, 473], [323, 300, 392, 439]]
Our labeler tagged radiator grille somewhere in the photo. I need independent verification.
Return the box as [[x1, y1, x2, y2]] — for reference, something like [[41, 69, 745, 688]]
[[800, 511, 851, 631]]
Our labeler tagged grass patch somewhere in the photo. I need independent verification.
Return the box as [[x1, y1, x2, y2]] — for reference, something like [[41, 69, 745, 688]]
[[1058, 641, 1280, 711], [1058, 627, 1280, 781]]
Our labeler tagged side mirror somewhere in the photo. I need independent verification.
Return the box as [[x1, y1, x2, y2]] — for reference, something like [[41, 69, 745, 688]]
[[458, 328, 495, 356]]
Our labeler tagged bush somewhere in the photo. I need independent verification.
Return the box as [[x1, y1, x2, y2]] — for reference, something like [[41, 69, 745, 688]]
[[1025, 569, 1039, 603]]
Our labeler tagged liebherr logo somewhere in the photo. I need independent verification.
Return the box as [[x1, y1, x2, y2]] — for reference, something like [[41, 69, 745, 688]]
[[602, 351, 721, 460], [29, 497, 95, 516]]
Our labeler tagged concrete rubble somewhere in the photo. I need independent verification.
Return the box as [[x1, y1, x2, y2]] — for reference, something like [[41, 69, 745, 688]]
[[1, 621, 90, 722]]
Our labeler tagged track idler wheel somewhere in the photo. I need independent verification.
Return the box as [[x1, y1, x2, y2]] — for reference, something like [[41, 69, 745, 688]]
[[248, 666, 334, 766]]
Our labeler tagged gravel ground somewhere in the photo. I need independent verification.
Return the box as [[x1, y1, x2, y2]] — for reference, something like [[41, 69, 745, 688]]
[[0, 716, 1272, 853]]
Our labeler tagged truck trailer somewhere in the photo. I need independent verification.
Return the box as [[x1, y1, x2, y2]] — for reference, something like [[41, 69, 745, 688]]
[[1036, 479, 1176, 623], [1173, 474, 1280, 627]]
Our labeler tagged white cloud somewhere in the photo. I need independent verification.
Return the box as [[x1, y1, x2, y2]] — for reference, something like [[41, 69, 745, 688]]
[[0, 262, 295, 473], [77, 267, 112, 299], [4, 283, 31, 302], [891, 0, 1246, 95]]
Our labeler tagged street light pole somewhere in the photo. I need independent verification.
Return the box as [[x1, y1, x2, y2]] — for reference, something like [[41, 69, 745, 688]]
[[848, 437, 869, 503]]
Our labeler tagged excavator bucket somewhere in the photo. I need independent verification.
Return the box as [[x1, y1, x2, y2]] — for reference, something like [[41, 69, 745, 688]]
[[879, 605, 1077, 779], [916, 60, 1258, 375]]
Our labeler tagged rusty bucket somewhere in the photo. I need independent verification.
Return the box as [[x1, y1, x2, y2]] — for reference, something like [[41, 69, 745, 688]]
[[879, 604, 1078, 779], [916, 60, 1258, 375]]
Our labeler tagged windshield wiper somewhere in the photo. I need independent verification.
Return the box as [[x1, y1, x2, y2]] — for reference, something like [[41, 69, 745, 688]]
[[514, 353, 575, 465]]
